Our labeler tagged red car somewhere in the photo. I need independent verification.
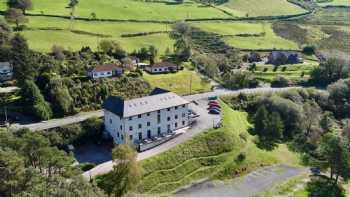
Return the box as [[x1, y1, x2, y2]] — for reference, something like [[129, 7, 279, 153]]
[[208, 103, 221, 108], [208, 101, 219, 105]]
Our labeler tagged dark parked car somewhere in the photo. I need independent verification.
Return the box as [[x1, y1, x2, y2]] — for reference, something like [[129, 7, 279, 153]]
[[209, 108, 220, 114]]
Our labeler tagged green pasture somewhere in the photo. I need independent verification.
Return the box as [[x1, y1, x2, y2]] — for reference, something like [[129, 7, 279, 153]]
[[143, 69, 211, 96], [0, 0, 229, 20], [317, 0, 350, 6], [193, 22, 299, 50], [137, 101, 300, 194], [17, 16, 174, 52], [253, 59, 319, 82], [219, 0, 307, 17]]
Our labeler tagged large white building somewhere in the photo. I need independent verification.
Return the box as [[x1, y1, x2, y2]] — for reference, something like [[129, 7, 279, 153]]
[[103, 88, 190, 145]]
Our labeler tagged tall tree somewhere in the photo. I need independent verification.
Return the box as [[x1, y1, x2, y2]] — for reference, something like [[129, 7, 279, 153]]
[[148, 45, 158, 65], [20, 80, 53, 120], [254, 106, 269, 136], [318, 133, 350, 184], [98, 145, 142, 196], [7, 0, 32, 14], [68, 0, 79, 29], [0, 19, 12, 46], [4, 8, 28, 30]]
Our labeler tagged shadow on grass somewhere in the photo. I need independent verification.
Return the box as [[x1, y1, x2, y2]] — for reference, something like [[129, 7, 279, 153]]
[[306, 175, 346, 197]]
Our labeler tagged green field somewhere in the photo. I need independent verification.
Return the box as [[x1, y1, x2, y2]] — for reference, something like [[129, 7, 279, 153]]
[[16, 16, 174, 52], [143, 69, 211, 96], [219, 0, 307, 17], [317, 0, 350, 6], [193, 22, 299, 50], [254, 59, 319, 82], [0, 0, 230, 20], [138, 101, 300, 194]]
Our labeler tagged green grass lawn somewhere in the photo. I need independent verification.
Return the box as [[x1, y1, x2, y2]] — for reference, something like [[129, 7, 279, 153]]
[[137, 101, 301, 194], [317, 0, 350, 6], [253, 59, 319, 82], [193, 22, 299, 50], [0, 0, 229, 20], [16, 16, 174, 53], [142, 69, 211, 96], [219, 0, 307, 17]]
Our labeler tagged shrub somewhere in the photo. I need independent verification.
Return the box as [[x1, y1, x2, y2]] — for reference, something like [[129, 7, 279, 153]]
[[236, 152, 246, 162], [302, 45, 316, 55], [80, 162, 96, 172]]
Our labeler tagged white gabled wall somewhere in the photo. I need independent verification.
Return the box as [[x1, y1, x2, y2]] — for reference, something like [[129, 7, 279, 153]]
[[104, 104, 190, 145]]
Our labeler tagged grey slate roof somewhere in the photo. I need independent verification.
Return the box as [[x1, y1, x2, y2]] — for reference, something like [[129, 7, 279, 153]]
[[103, 89, 189, 118]]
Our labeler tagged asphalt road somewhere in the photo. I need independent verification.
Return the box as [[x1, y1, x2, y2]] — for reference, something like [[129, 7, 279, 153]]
[[174, 165, 309, 197], [10, 86, 299, 131], [11, 110, 103, 131]]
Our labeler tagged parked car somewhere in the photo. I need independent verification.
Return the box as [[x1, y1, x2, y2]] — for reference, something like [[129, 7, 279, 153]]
[[310, 167, 321, 175], [208, 101, 219, 105], [208, 106, 221, 111], [208, 96, 218, 100], [208, 103, 221, 108], [209, 108, 220, 114]]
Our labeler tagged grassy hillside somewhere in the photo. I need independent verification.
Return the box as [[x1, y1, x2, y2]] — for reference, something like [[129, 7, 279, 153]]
[[138, 101, 300, 194], [254, 59, 319, 82], [143, 69, 212, 96], [16, 16, 174, 52], [317, 0, 350, 6], [219, 0, 307, 17], [0, 0, 230, 20], [193, 22, 299, 50]]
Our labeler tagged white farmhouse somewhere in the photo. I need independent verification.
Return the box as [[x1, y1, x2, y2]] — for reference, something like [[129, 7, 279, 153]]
[[88, 64, 123, 79], [145, 62, 178, 74], [103, 88, 190, 146], [0, 62, 13, 81]]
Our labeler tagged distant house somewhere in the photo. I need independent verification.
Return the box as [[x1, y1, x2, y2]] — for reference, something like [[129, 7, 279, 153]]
[[145, 62, 178, 74], [267, 51, 302, 65], [0, 62, 13, 81], [122, 56, 140, 70], [88, 64, 123, 79]]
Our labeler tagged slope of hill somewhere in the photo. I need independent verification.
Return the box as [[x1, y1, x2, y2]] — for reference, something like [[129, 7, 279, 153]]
[[0, 0, 230, 20], [219, 0, 307, 17]]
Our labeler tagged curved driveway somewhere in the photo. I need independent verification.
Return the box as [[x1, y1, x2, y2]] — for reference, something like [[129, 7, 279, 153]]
[[82, 86, 301, 179]]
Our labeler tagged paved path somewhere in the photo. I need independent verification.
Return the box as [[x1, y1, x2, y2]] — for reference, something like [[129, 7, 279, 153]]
[[11, 87, 300, 131], [174, 165, 309, 197], [11, 110, 103, 131], [0, 86, 19, 93]]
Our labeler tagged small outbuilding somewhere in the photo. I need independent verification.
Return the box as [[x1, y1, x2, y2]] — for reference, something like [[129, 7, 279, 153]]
[[267, 51, 302, 65], [88, 64, 123, 79], [145, 62, 178, 74]]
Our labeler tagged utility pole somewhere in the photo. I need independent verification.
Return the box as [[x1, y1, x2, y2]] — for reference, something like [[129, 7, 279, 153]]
[[4, 107, 9, 131], [189, 72, 193, 95]]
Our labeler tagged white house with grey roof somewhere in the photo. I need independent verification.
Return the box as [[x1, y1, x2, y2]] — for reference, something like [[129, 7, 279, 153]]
[[103, 88, 190, 146]]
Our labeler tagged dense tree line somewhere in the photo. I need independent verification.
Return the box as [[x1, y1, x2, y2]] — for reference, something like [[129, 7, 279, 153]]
[[0, 128, 106, 196], [223, 83, 350, 194], [0, 19, 152, 120], [171, 22, 253, 89]]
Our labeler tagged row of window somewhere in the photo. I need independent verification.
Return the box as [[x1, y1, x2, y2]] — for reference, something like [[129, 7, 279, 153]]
[[127, 105, 186, 120], [117, 121, 187, 141], [93, 71, 112, 76], [110, 112, 187, 127]]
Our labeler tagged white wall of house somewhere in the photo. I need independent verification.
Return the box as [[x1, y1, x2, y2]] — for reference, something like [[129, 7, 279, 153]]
[[104, 104, 190, 144], [90, 71, 113, 79], [145, 67, 170, 73]]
